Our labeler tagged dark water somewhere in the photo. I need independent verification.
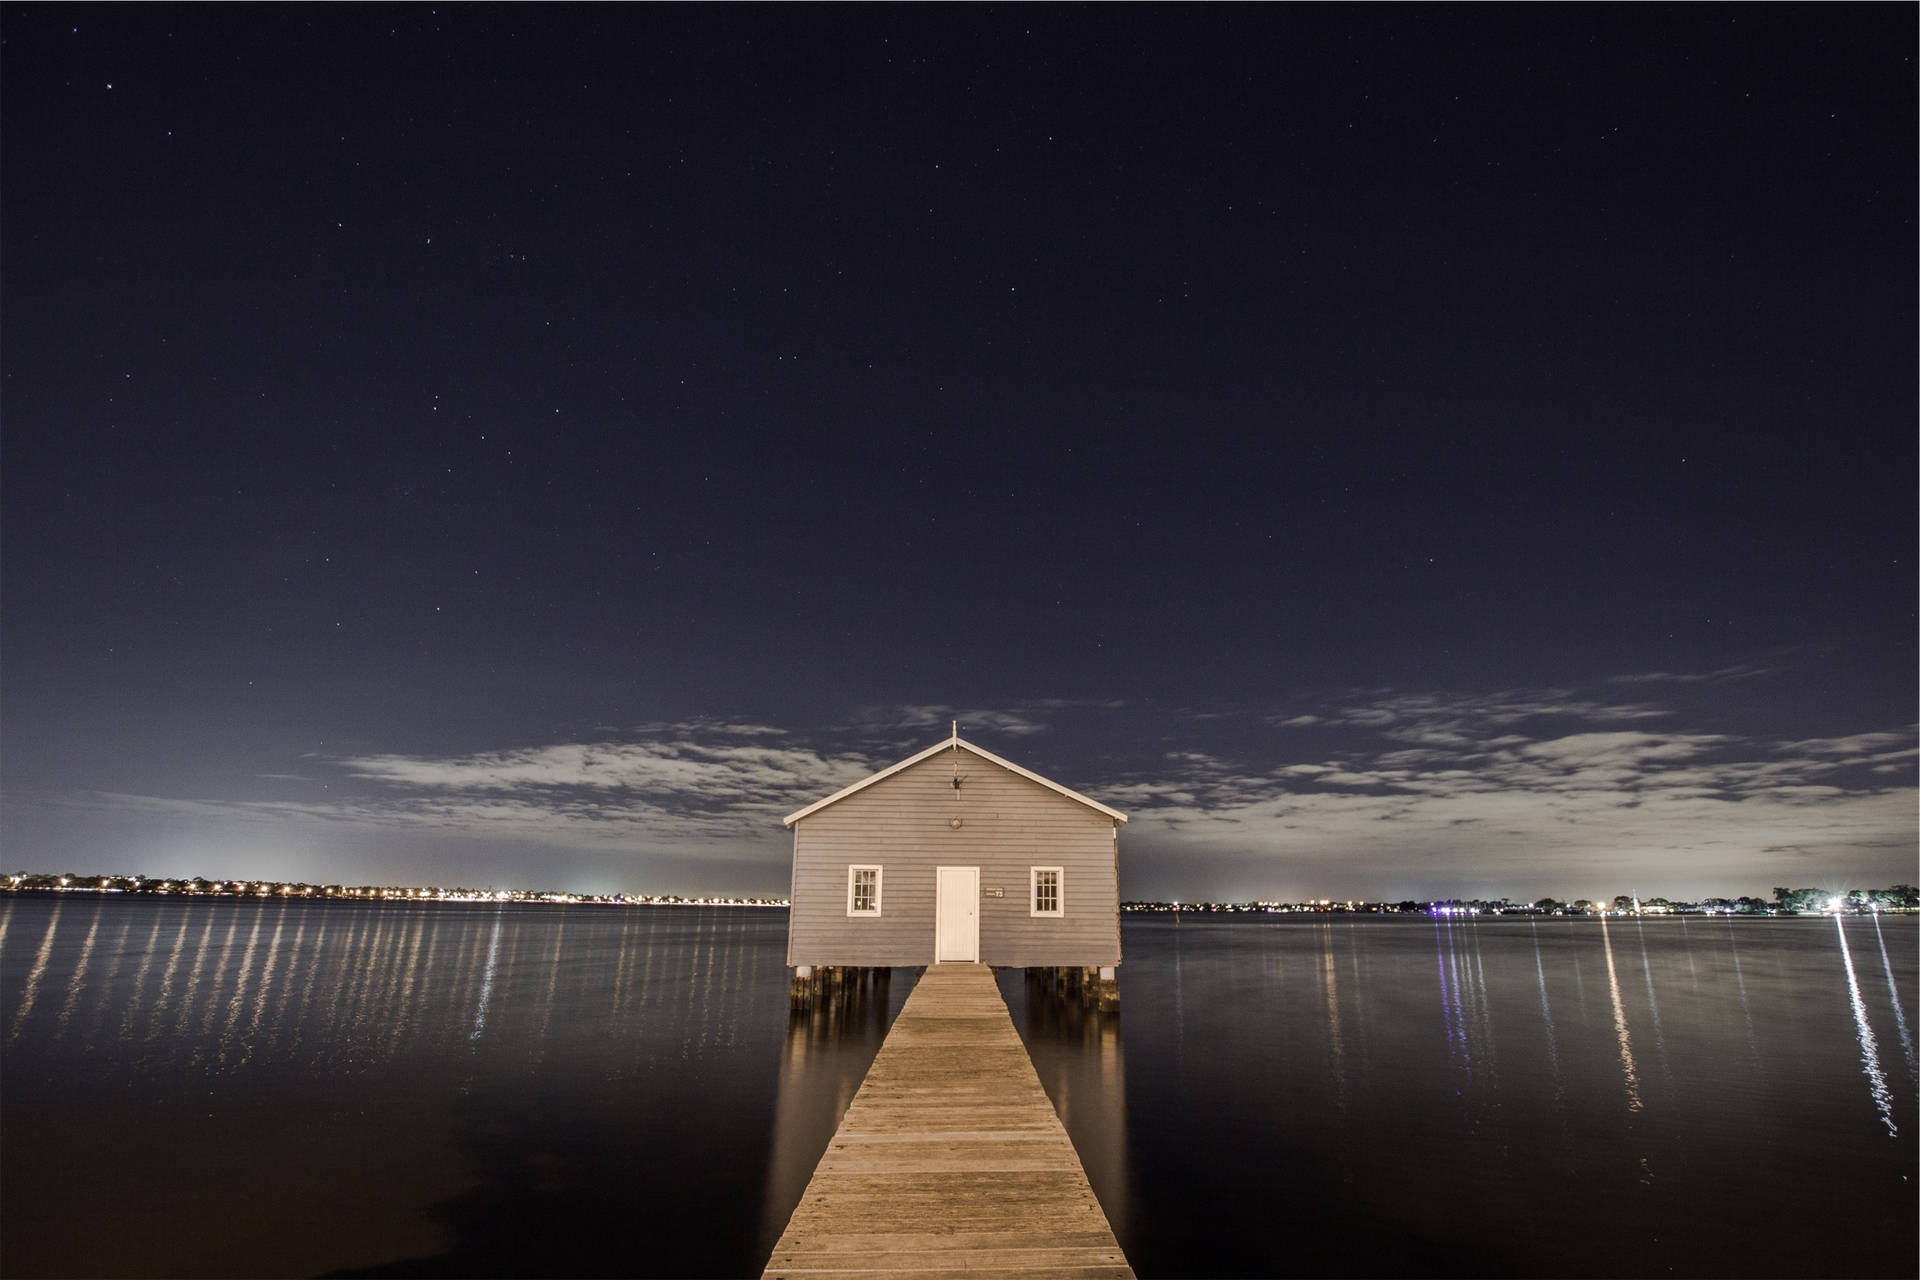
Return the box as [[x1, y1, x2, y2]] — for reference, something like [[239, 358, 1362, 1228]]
[[2, 898, 1914, 1278], [1005, 914, 1918, 1279], [0, 896, 903, 1279]]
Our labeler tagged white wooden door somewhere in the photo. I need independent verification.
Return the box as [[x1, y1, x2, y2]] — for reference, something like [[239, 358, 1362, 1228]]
[[934, 866, 979, 963]]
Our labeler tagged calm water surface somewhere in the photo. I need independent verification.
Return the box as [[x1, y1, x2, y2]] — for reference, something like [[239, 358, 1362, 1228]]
[[0, 896, 901, 1278], [2, 897, 1914, 1278], [1008, 914, 1917, 1279]]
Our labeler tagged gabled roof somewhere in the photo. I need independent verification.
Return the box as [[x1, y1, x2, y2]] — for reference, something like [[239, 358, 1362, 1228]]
[[782, 730, 1129, 828]]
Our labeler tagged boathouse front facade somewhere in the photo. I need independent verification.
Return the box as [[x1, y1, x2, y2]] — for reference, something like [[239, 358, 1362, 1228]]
[[782, 731, 1126, 970]]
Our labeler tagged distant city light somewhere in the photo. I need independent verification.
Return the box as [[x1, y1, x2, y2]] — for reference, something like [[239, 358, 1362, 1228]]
[[6, 875, 1912, 917], [0, 872, 791, 909]]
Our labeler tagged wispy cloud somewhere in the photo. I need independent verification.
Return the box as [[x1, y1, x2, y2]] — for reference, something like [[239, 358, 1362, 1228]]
[[48, 697, 1093, 860], [342, 739, 861, 799], [40, 674, 1915, 899], [1777, 732, 1916, 760], [58, 710, 1111, 865], [1120, 688, 1916, 896], [68, 724, 879, 856], [629, 718, 792, 738], [1605, 662, 1778, 686], [853, 698, 1122, 740]]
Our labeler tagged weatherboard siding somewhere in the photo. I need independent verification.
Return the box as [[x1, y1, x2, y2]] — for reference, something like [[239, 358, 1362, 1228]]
[[788, 749, 1121, 969]]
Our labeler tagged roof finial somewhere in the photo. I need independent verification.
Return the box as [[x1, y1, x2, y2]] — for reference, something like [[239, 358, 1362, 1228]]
[[951, 718, 958, 743]]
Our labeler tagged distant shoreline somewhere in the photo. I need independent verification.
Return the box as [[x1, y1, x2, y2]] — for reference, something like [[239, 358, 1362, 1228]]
[[1123, 899, 1919, 919], [5, 882, 1914, 921], [0, 879, 786, 908]]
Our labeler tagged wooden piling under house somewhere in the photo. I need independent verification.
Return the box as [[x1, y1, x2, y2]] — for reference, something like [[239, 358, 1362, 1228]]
[[782, 727, 1126, 1008]]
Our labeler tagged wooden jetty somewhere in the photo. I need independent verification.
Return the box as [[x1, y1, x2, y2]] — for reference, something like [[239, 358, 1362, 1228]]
[[763, 963, 1134, 1280]]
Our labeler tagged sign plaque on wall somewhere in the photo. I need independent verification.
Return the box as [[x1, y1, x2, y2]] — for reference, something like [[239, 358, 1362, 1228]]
[[983, 886, 1004, 898]]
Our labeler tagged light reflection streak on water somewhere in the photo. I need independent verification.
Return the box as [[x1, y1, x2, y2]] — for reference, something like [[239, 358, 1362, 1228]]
[[1345, 925, 1366, 1073], [356, 911, 393, 1033], [1531, 920, 1563, 1103], [1678, 916, 1700, 989], [697, 914, 720, 1058], [1260, 928, 1286, 994], [190, 912, 239, 1038], [696, 914, 718, 1058], [667, 917, 691, 1051], [1469, 921, 1497, 1073], [726, 913, 747, 1049], [1434, 919, 1463, 1072], [121, 910, 168, 1040], [387, 911, 430, 1056], [427, 915, 459, 1034], [449, 915, 484, 1029], [354, 911, 389, 1044], [503, 916, 530, 1036], [82, 908, 131, 1042], [1634, 919, 1676, 1111], [1445, 925, 1466, 1064], [654, 913, 674, 1021], [1598, 915, 1643, 1113], [1171, 917, 1184, 1069], [0, 898, 13, 949], [1094, 1005, 1128, 1230], [9, 899, 64, 1039], [1320, 923, 1347, 1110], [1633, 919, 1669, 1059], [364, 909, 401, 1039], [359, 912, 389, 1026], [1451, 924, 1478, 1073], [412, 914, 445, 1052], [1870, 913, 1916, 1084], [244, 902, 290, 1055], [715, 913, 738, 1051], [220, 907, 267, 1059], [470, 908, 504, 1041], [365, 912, 396, 1038], [373, 912, 405, 1046], [147, 906, 196, 1040], [638, 911, 661, 1023], [613, 911, 639, 1018], [437, 915, 466, 1035], [1834, 914, 1897, 1137], [272, 911, 312, 1056], [374, 912, 404, 1018], [342, 911, 381, 1037], [1567, 930, 1588, 1029], [535, 913, 567, 1055], [1724, 915, 1759, 1064], [322, 909, 364, 1042], [695, 917, 718, 1059], [387, 911, 423, 1022], [54, 901, 105, 1039]]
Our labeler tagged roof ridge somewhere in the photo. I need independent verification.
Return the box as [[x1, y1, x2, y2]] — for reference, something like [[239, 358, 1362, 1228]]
[[781, 735, 1127, 827]]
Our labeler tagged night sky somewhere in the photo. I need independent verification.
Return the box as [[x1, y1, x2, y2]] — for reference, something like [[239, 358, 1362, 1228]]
[[3, 6, 1913, 901]]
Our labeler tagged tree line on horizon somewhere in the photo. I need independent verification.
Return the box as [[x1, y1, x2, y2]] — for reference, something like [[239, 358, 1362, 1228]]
[[8, 872, 1918, 916], [1123, 884, 1920, 914]]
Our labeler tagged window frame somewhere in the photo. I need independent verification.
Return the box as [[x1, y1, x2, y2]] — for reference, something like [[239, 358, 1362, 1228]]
[[1030, 866, 1064, 918], [847, 865, 883, 917]]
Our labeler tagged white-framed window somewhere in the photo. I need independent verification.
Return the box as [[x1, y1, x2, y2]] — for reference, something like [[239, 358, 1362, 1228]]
[[1031, 866, 1063, 917], [847, 865, 882, 916]]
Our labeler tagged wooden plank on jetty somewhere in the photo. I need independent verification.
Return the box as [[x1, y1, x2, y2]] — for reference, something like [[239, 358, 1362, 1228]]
[[763, 962, 1134, 1280]]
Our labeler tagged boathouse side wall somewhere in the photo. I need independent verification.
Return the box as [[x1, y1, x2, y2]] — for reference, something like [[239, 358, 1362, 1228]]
[[787, 748, 1121, 969]]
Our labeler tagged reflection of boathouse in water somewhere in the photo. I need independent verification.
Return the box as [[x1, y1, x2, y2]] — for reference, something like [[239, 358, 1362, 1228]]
[[781, 727, 1127, 1007]]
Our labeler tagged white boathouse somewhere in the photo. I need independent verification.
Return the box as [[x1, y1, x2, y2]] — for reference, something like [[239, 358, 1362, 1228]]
[[782, 728, 1126, 1003]]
